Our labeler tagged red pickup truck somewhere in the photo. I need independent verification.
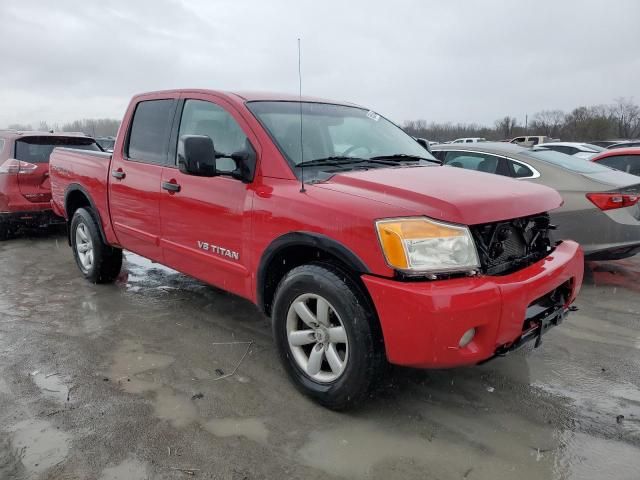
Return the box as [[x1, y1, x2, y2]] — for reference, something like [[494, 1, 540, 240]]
[[50, 89, 584, 409]]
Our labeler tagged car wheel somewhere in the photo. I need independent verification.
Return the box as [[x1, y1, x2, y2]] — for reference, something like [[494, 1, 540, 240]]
[[272, 263, 385, 410], [0, 224, 16, 241], [70, 208, 122, 283]]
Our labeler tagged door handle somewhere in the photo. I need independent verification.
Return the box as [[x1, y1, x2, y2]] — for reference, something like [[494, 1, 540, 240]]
[[111, 169, 126, 180], [162, 181, 181, 193]]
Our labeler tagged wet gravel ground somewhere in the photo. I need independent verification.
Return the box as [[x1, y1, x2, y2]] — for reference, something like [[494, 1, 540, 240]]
[[1, 231, 639, 480]]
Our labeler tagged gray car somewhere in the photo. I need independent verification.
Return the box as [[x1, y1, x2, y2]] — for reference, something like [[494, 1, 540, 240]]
[[432, 142, 640, 260]]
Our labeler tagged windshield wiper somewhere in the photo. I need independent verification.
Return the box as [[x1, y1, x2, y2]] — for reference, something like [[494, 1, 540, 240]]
[[370, 154, 442, 165], [295, 156, 398, 168]]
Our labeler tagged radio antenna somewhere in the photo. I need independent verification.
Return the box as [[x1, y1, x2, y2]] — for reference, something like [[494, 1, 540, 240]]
[[298, 38, 306, 193]]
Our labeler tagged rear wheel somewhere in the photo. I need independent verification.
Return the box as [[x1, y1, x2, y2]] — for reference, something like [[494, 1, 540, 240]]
[[0, 224, 16, 241], [70, 208, 122, 283], [272, 263, 384, 410]]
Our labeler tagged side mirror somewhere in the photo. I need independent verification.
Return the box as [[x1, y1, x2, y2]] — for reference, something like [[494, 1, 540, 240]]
[[416, 137, 432, 153], [178, 135, 217, 177], [229, 141, 257, 184]]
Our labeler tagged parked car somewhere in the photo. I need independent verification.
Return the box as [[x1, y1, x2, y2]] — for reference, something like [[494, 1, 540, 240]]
[[591, 147, 640, 176], [449, 137, 486, 143], [50, 89, 583, 409], [0, 130, 100, 239], [96, 136, 116, 153], [589, 139, 630, 148], [537, 142, 605, 159], [608, 140, 640, 149], [510, 135, 558, 146], [432, 142, 640, 260]]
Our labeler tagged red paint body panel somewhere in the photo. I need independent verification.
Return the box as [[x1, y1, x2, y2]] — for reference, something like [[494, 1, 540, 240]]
[[49, 89, 585, 369], [363, 241, 583, 368], [591, 147, 640, 162]]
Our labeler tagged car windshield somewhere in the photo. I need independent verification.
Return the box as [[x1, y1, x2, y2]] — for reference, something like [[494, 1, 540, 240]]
[[247, 101, 436, 175], [526, 148, 611, 173], [15, 136, 100, 163]]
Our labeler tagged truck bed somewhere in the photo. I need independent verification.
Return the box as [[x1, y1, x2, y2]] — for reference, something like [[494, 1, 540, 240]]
[[50, 148, 112, 222]]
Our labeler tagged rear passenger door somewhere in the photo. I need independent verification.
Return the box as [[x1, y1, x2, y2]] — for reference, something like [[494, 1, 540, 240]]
[[109, 97, 178, 261]]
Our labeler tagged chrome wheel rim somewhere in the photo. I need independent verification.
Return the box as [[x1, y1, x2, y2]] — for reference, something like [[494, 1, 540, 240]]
[[286, 293, 349, 383], [75, 223, 94, 272]]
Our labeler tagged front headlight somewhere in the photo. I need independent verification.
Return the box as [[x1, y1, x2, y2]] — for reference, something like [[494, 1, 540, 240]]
[[376, 217, 480, 274]]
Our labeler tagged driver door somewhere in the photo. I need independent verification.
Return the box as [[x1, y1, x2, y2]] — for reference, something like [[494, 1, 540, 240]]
[[159, 96, 256, 297]]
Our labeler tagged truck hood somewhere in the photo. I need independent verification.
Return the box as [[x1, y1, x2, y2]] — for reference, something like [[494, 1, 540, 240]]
[[316, 165, 563, 225]]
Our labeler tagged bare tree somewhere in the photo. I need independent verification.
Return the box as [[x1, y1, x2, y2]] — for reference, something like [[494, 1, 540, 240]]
[[610, 97, 640, 139], [494, 116, 518, 139], [530, 110, 565, 137]]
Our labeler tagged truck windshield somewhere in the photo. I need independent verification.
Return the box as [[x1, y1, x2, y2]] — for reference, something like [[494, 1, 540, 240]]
[[15, 136, 100, 163], [247, 101, 436, 174]]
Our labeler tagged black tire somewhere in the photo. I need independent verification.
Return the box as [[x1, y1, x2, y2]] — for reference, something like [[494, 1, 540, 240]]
[[70, 208, 122, 283], [0, 224, 16, 241], [272, 263, 385, 410]]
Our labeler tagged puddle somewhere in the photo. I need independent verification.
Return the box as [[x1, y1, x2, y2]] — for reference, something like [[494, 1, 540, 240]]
[[204, 417, 269, 444], [99, 457, 149, 480], [31, 372, 69, 403], [9, 419, 71, 476], [297, 419, 560, 479], [554, 430, 640, 479], [154, 387, 199, 427], [109, 339, 175, 393]]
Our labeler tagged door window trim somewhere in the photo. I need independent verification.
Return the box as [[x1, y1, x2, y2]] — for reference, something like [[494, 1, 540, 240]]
[[437, 148, 541, 179]]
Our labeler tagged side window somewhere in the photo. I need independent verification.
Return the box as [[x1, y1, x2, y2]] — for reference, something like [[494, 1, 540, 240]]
[[0, 139, 4, 153], [444, 151, 500, 174], [599, 155, 640, 175], [178, 100, 248, 173], [127, 99, 176, 165], [514, 137, 526, 143], [529, 137, 539, 145], [508, 160, 535, 178]]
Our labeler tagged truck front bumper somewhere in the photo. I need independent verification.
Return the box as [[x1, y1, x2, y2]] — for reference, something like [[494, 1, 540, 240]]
[[362, 240, 584, 368]]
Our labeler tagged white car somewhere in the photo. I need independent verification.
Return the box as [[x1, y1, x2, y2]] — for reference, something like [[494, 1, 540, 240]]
[[449, 137, 486, 144], [536, 142, 605, 159]]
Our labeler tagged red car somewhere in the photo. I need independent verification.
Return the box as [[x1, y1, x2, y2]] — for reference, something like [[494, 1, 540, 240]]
[[0, 130, 101, 239], [49, 90, 584, 409], [591, 147, 640, 177]]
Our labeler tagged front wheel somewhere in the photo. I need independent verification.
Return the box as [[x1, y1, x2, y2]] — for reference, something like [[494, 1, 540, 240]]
[[272, 263, 385, 410], [70, 208, 122, 283]]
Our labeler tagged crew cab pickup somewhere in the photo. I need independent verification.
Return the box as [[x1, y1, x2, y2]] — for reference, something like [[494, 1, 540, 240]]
[[50, 90, 584, 409]]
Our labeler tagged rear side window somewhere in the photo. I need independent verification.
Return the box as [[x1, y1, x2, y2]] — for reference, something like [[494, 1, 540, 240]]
[[509, 160, 535, 178], [15, 137, 99, 163], [443, 151, 510, 176], [127, 99, 176, 164], [598, 155, 640, 176]]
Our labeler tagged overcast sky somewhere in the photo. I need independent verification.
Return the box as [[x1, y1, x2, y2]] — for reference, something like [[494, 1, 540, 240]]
[[1, 0, 639, 128]]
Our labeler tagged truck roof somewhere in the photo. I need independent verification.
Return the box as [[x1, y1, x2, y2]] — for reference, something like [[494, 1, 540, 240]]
[[133, 89, 361, 108]]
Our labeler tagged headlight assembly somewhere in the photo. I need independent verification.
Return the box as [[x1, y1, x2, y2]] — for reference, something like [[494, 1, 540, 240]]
[[376, 217, 480, 274]]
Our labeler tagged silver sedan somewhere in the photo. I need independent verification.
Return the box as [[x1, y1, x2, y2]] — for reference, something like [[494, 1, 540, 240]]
[[431, 142, 640, 260]]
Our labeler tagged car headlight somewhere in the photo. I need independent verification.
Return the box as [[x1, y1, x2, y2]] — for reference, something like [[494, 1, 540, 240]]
[[376, 217, 480, 274]]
